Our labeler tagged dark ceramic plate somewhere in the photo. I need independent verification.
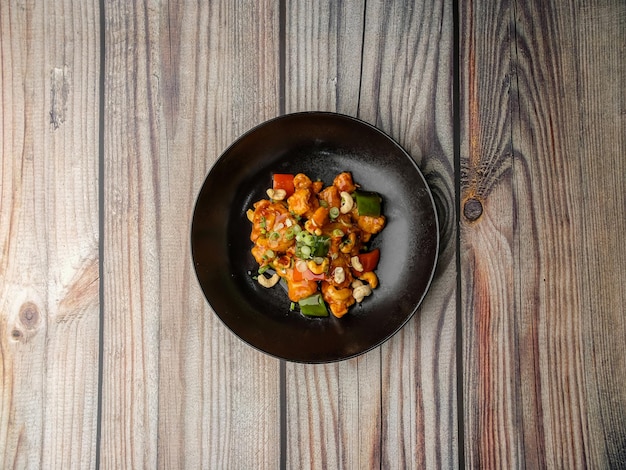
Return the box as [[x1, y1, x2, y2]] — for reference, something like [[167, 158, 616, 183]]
[[191, 112, 439, 363]]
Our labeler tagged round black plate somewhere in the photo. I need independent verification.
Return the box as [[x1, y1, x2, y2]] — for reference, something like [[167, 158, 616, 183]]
[[191, 112, 439, 363]]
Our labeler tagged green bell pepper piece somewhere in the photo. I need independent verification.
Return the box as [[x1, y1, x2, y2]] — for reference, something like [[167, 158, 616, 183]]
[[298, 293, 329, 317], [355, 190, 382, 216]]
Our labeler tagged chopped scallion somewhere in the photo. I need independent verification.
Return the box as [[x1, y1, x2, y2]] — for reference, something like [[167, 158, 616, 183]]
[[302, 232, 315, 246]]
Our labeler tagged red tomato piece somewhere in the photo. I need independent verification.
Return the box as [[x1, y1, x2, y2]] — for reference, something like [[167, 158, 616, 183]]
[[273, 174, 295, 197], [358, 248, 380, 272]]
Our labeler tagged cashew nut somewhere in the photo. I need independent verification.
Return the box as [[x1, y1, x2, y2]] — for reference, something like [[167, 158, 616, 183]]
[[325, 285, 353, 301], [304, 219, 322, 235], [246, 209, 255, 222], [359, 271, 378, 289], [353, 284, 372, 302], [333, 267, 345, 284], [340, 232, 356, 253], [350, 255, 363, 272], [266, 188, 287, 201], [307, 258, 329, 275], [257, 272, 280, 288], [340, 191, 354, 213]]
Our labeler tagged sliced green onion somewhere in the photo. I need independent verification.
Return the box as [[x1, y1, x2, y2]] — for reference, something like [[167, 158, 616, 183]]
[[265, 249, 275, 259], [259, 216, 266, 228], [320, 200, 329, 208], [300, 245, 312, 258], [332, 228, 344, 238], [285, 228, 296, 240], [269, 231, 280, 240], [258, 265, 270, 274], [292, 224, 302, 233], [302, 233, 315, 246], [290, 302, 296, 311], [329, 207, 340, 219]]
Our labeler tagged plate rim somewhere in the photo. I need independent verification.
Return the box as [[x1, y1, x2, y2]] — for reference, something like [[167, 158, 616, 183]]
[[191, 111, 441, 363]]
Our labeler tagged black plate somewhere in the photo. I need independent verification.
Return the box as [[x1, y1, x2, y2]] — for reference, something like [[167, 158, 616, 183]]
[[191, 112, 439, 363]]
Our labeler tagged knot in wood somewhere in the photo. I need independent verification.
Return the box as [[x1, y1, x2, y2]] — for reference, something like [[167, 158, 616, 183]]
[[463, 198, 483, 221], [19, 302, 41, 329]]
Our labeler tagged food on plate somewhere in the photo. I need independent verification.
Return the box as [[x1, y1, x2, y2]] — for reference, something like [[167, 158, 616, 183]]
[[247, 172, 385, 318]]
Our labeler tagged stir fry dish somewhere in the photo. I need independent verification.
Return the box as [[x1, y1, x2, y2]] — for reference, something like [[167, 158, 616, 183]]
[[246, 172, 386, 318]]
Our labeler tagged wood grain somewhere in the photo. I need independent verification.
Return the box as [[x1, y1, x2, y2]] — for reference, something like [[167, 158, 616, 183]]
[[2, 0, 624, 467], [461, 0, 626, 467], [359, 1, 457, 468], [101, 0, 281, 468], [460, 0, 517, 467], [0, 0, 100, 468], [283, 1, 457, 468], [283, 3, 380, 469]]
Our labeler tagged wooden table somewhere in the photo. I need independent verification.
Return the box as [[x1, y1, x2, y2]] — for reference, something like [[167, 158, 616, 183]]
[[1, 0, 625, 468]]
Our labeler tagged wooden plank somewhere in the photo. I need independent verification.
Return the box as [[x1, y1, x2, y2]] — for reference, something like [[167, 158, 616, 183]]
[[101, 1, 281, 468], [283, 1, 457, 468], [283, 3, 375, 468], [459, 0, 517, 467], [358, 1, 457, 468], [512, 1, 626, 467], [569, 5, 626, 465], [284, 0, 363, 114], [0, 1, 100, 468], [461, 0, 626, 467]]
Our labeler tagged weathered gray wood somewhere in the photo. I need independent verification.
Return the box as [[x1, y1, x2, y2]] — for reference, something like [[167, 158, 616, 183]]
[[283, 3, 379, 469], [2, 0, 624, 467], [284, 1, 457, 468], [101, 1, 281, 468], [0, 1, 100, 468], [359, 1, 457, 468], [461, 0, 626, 467]]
